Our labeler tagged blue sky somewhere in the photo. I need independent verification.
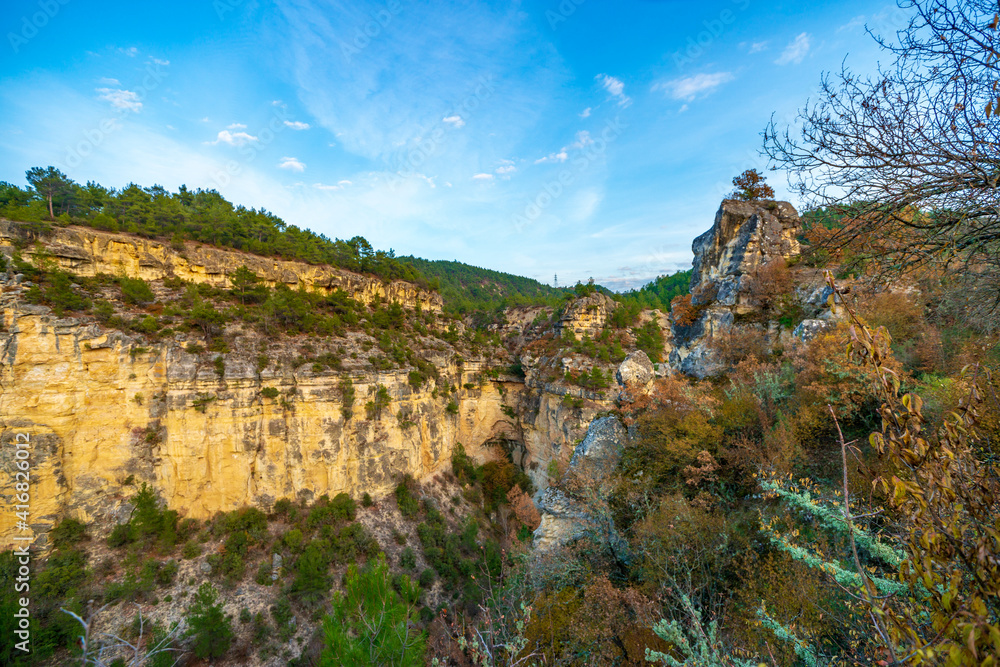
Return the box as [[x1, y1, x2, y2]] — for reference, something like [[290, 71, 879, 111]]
[[0, 0, 905, 289]]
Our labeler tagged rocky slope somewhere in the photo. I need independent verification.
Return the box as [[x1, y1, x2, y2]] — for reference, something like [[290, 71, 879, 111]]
[[0, 222, 616, 550], [0, 219, 442, 312]]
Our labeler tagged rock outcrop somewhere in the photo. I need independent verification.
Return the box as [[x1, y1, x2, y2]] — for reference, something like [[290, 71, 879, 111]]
[[532, 415, 627, 552], [670, 200, 802, 378], [557, 292, 617, 338], [0, 220, 442, 313]]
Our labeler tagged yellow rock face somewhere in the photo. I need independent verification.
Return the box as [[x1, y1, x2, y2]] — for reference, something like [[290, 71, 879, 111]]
[[0, 220, 442, 313], [0, 307, 598, 550]]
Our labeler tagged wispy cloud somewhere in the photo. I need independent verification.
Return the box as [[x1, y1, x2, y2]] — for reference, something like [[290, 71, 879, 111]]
[[596, 74, 631, 107], [496, 165, 516, 175], [98, 77, 120, 86], [534, 150, 568, 165], [442, 115, 465, 128], [118, 46, 139, 57], [149, 57, 170, 66], [653, 72, 734, 101], [278, 157, 306, 172], [579, 107, 591, 118], [775, 32, 811, 65], [227, 122, 247, 129], [283, 120, 310, 130], [748, 41, 769, 53], [472, 172, 494, 181], [208, 129, 258, 146], [313, 179, 352, 191], [96, 88, 143, 112]]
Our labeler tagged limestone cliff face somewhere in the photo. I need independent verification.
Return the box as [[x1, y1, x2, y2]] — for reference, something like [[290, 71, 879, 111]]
[[558, 292, 617, 338], [0, 302, 605, 549], [670, 200, 802, 377], [0, 220, 442, 312]]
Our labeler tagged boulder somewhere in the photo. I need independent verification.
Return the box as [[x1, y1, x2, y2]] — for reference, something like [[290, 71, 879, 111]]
[[615, 350, 654, 390], [792, 319, 830, 342]]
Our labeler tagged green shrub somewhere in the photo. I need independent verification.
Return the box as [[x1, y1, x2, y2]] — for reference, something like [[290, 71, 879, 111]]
[[182, 541, 201, 559], [400, 547, 417, 571], [395, 478, 420, 519], [186, 582, 233, 659], [50, 518, 88, 549], [119, 276, 155, 305], [260, 386, 280, 399]]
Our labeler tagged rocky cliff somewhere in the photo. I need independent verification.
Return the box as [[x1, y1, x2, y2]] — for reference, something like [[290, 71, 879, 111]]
[[0, 259, 613, 552], [670, 200, 804, 377], [0, 220, 442, 312]]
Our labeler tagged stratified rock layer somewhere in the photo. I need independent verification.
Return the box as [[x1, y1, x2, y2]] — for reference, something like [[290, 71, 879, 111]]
[[0, 220, 442, 313]]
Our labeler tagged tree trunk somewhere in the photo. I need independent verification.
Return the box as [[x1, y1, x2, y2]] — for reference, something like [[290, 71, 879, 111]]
[[47, 194, 54, 219]]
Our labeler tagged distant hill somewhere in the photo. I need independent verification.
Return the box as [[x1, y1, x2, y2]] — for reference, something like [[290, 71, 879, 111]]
[[398, 256, 570, 315], [615, 270, 691, 312]]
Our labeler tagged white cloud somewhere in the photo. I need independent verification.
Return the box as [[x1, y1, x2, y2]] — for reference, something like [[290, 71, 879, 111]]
[[96, 88, 142, 112], [313, 180, 352, 191], [442, 115, 465, 128], [579, 107, 591, 118], [149, 57, 170, 66], [278, 157, 306, 172], [98, 77, 120, 86], [678, 104, 688, 114], [227, 122, 247, 129], [748, 41, 769, 53], [653, 72, 734, 101], [496, 165, 516, 175], [596, 74, 631, 107], [200, 117, 211, 122], [118, 46, 138, 57], [472, 173, 494, 181], [775, 32, 811, 65], [534, 150, 568, 165], [284, 120, 310, 130], [208, 130, 258, 146]]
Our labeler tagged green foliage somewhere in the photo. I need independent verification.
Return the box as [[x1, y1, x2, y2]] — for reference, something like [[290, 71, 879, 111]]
[[395, 477, 421, 519], [321, 553, 426, 667], [451, 443, 480, 484], [186, 582, 233, 660], [119, 276, 155, 305], [398, 256, 567, 316], [365, 383, 391, 420], [50, 517, 88, 549], [291, 541, 331, 603], [615, 270, 691, 314], [260, 386, 280, 399], [635, 320, 665, 362]]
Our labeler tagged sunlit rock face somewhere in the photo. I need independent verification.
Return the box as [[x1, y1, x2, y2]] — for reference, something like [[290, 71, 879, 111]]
[[0, 220, 443, 313], [671, 200, 802, 378], [558, 292, 618, 338]]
